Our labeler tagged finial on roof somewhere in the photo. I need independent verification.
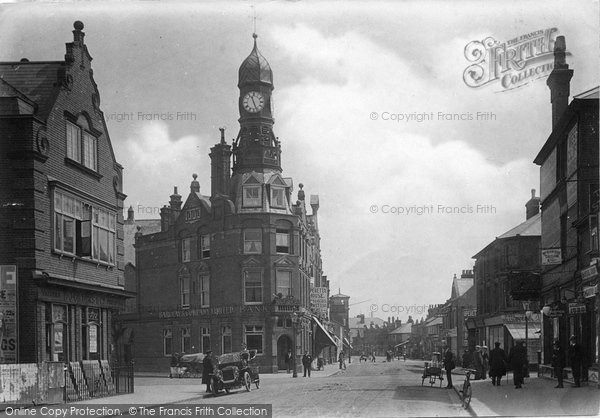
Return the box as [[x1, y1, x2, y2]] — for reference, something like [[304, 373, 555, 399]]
[[191, 173, 200, 193], [219, 127, 226, 144], [298, 183, 305, 201], [72, 20, 85, 45], [74, 21, 84, 31]]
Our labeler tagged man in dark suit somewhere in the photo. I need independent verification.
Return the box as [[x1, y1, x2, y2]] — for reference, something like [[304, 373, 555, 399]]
[[202, 350, 214, 392], [302, 352, 313, 377], [489, 342, 507, 386], [443, 346, 455, 389], [507, 341, 527, 389], [568, 335, 584, 387], [551, 339, 565, 388]]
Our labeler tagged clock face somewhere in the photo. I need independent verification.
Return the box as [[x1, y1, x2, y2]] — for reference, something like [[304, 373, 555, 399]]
[[243, 91, 265, 113]]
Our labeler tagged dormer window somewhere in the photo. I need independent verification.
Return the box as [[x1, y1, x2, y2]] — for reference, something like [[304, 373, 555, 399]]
[[243, 186, 262, 207], [271, 187, 285, 208], [66, 118, 97, 171]]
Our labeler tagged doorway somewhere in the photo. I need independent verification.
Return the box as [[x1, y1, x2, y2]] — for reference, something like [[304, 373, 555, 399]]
[[277, 335, 292, 370]]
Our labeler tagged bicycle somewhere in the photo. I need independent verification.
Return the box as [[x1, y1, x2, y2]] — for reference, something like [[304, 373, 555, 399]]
[[459, 368, 477, 409]]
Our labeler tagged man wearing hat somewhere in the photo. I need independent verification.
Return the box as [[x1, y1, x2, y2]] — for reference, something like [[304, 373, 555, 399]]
[[473, 345, 484, 380], [568, 336, 583, 387], [202, 350, 214, 392], [551, 340, 565, 388], [489, 342, 507, 386], [508, 341, 527, 389], [442, 345, 455, 389]]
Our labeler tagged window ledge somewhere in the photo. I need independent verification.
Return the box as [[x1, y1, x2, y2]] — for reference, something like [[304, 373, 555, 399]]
[[65, 157, 102, 180], [53, 249, 115, 269]]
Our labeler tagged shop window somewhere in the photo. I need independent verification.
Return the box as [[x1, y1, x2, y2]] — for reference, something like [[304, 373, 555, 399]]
[[222, 326, 232, 354], [243, 186, 261, 207], [181, 328, 191, 354], [47, 304, 69, 362], [200, 274, 210, 308], [200, 235, 210, 259], [243, 229, 262, 254], [276, 229, 289, 253], [276, 270, 292, 297], [245, 325, 263, 354], [201, 327, 210, 353], [244, 270, 262, 304], [163, 329, 173, 356]]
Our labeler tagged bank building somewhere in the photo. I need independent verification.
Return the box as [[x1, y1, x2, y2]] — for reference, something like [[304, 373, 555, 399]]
[[121, 33, 336, 372]]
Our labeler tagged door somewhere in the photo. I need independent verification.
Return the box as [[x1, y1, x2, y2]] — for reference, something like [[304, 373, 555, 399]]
[[277, 335, 292, 370]]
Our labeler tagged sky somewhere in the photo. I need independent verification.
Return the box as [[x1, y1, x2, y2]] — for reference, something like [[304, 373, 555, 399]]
[[1, 0, 598, 323]]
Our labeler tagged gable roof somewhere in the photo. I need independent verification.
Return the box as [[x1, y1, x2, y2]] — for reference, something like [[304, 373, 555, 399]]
[[123, 219, 162, 265], [452, 278, 474, 299], [390, 323, 412, 334], [473, 212, 541, 258], [0, 61, 65, 120]]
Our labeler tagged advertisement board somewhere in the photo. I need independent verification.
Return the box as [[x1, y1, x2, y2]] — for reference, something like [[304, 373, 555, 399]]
[[0, 265, 18, 363]]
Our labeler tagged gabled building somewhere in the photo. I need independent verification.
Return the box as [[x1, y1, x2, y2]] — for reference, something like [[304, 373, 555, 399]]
[[469, 192, 542, 364], [444, 271, 475, 363], [533, 36, 599, 378], [119, 34, 325, 373], [0, 22, 129, 363]]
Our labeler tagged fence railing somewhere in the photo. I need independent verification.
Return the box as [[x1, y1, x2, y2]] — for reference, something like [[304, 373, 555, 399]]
[[65, 360, 134, 402]]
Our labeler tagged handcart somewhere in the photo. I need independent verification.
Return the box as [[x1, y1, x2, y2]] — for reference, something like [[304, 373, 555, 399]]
[[421, 352, 444, 387]]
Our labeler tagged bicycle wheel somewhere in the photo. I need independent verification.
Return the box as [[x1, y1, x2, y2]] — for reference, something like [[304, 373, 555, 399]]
[[461, 382, 472, 409]]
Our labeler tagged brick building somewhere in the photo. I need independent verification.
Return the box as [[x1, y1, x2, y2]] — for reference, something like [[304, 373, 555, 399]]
[[469, 192, 542, 365], [533, 36, 599, 379], [0, 22, 129, 363], [120, 34, 325, 373]]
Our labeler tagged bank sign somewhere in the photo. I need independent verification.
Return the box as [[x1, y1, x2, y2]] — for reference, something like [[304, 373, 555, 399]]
[[0, 265, 18, 363], [463, 28, 562, 91]]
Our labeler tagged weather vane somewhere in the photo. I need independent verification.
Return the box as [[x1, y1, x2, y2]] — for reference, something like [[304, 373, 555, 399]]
[[249, 5, 260, 35]]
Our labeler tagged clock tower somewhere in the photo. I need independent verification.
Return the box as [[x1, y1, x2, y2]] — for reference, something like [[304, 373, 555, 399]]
[[233, 34, 282, 174]]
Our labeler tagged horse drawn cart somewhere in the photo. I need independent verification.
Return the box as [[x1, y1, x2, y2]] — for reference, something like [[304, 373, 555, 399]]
[[421, 352, 445, 387]]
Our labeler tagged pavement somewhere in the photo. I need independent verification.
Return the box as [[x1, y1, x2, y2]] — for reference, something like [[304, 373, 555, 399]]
[[1, 360, 599, 417], [450, 368, 600, 417]]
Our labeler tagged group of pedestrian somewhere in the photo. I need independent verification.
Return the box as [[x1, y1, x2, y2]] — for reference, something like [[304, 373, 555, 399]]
[[552, 335, 584, 388]]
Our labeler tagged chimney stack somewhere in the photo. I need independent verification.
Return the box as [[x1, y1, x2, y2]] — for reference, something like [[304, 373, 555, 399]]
[[126, 205, 134, 223], [525, 188, 540, 219], [209, 128, 232, 199], [169, 186, 182, 223], [547, 36, 573, 128]]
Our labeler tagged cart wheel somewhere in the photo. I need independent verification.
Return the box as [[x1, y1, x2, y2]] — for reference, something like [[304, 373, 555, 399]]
[[462, 384, 472, 409], [255, 379, 260, 389], [243, 372, 251, 392], [211, 379, 219, 397]]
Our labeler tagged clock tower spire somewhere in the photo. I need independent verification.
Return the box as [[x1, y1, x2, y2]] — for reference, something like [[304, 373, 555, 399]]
[[233, 33, 281, 174]]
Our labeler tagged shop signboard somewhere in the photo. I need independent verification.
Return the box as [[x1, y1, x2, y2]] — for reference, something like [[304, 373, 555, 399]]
[[310, 286, 328, 316], [0, 265, 18, 363], [584, 285, 598, 298], [541, 249, 562, 265], [581, 265, 598, 282], [568, 303, 586, 314]]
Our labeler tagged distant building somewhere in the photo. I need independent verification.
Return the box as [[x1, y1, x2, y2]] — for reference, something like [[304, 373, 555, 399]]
[[0, 22, 130, 363], [443, 271, 475, 363], [533, 36, 599, 378]]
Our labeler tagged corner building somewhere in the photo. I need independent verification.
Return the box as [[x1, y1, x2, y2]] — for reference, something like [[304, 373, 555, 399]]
[[0, 22, 129, 363], [127, 35, 324, 373]]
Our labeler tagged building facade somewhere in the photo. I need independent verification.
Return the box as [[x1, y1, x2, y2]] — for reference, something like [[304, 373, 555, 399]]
[[533, 36, 599, 379], [0, 22, 129, 363], [469, 192, 542, 365], [120, 34, 325, 373], [443, 271, 475, 364]]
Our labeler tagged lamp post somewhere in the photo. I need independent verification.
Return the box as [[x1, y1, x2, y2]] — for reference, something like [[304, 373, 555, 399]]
[[292, 311, 298, 378]]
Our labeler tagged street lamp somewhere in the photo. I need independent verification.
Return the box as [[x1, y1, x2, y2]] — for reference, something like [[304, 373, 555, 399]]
[[291, 311, 298, 378]]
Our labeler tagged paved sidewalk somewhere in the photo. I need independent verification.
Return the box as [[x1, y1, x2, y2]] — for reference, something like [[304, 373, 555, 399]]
[[451, 371, 600, 417], [71, 362, 341, 406]]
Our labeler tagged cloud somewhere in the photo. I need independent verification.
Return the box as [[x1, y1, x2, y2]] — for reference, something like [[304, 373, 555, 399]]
[[269, 24, 538, 319], [114, 121, 211, 215]]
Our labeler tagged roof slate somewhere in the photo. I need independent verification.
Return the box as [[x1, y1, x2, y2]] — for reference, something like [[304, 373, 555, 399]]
[[0, 61, 65, 120]]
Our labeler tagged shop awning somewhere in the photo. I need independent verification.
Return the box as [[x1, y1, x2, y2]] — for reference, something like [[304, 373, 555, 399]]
[[504, 324, 540, 340], [343, 337, 353, 349], [313, 317, 338, 347], [394, 341, 409, 348]]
